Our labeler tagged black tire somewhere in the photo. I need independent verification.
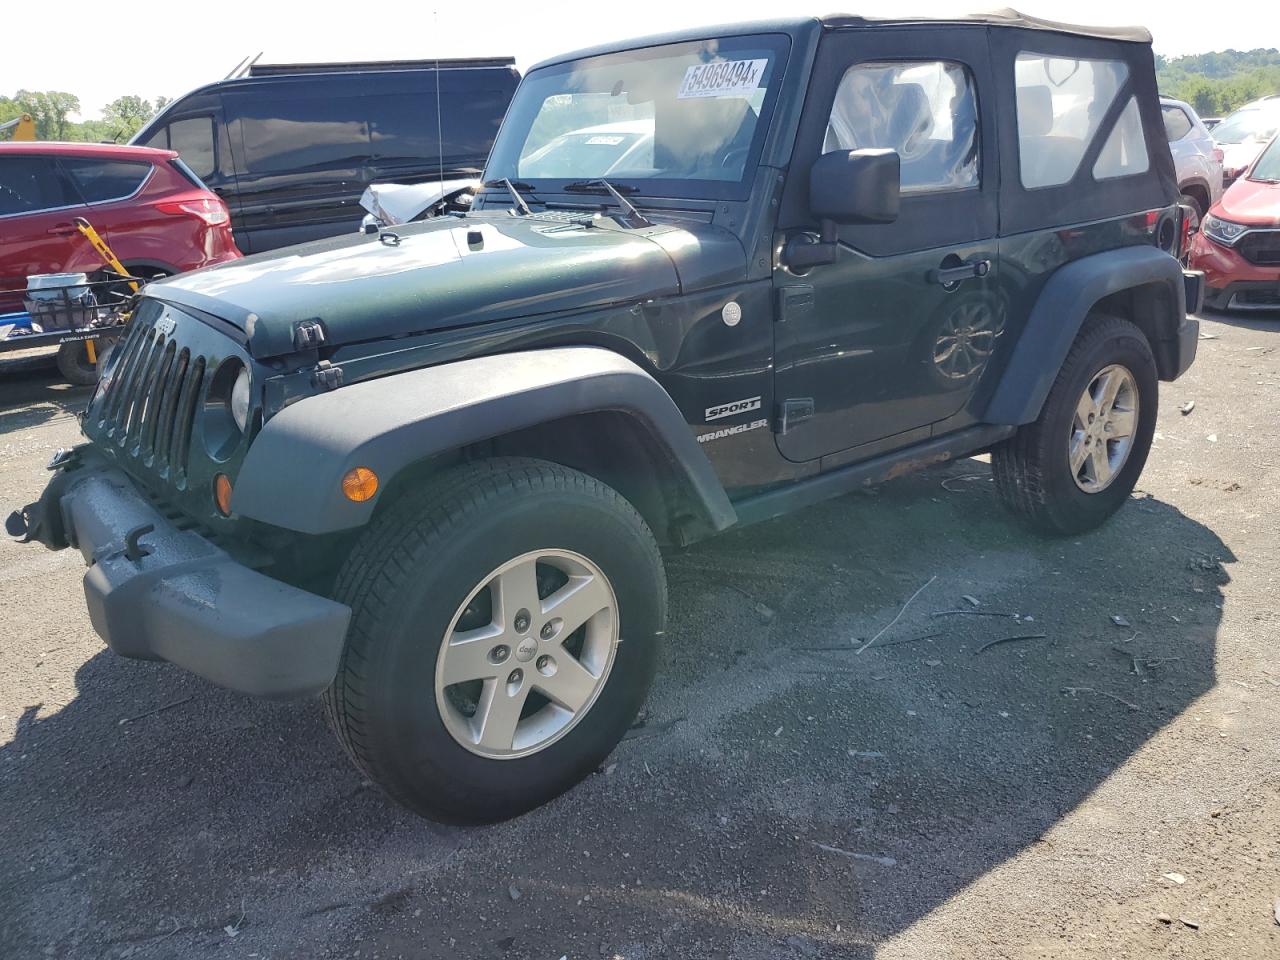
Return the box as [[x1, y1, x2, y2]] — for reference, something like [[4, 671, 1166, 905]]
[[55, 340, 98, 386], [323, 457, 666, 824], [992, 315, 1158, 536], [1179, 192, 1205, 233]]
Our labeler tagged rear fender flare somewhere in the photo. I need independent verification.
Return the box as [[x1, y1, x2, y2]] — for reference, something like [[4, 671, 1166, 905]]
[[985, 246, 1188, 425], [233, 347, 737, 537]]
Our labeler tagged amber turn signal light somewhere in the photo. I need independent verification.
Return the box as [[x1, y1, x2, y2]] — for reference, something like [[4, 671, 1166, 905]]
[[213, 473, 233, 516], [342, 467, 378, 502]]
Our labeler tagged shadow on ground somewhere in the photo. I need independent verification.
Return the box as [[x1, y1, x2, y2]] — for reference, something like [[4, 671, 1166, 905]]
[[0, 351, 91, 434], [0, 450, 1232, 958]]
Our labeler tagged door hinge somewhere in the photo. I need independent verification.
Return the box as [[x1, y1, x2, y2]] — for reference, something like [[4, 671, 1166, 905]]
[[312, 360, 344, 391], [293, 319, 326, 351], [776, 398, 814, 434], [776, 284, 815, 322]]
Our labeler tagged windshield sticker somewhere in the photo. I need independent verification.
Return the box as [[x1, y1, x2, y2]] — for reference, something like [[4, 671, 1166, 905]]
[[585, 135, 626, 145], [678, 59, 768, 100]]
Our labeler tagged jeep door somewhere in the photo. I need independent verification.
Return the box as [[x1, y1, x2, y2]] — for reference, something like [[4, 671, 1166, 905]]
[[772, 26, 1001, 463]]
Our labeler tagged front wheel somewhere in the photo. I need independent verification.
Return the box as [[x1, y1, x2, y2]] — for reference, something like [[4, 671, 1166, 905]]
[[993, 315, 1158, 535], [323, 458, 666, 823]]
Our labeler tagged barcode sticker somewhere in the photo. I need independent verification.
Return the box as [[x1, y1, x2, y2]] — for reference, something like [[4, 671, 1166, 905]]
[[678, 59, 768, 99]]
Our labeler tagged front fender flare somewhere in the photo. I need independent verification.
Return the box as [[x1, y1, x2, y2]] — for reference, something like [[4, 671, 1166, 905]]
[[233, 347, 737, 536], [985, 246, 1190, 425]]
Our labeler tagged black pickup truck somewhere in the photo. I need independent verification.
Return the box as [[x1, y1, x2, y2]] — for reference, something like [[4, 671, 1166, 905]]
[[14, 10, 1202, 823]]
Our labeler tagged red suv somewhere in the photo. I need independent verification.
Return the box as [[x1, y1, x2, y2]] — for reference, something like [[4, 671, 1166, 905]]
[[1188, 134, 1280, 311], [0, 142, 241, 315]]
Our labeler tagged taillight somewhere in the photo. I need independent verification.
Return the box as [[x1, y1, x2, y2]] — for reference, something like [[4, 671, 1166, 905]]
[[1213, 147, 1225, 164], [156, 197, 230, 226]]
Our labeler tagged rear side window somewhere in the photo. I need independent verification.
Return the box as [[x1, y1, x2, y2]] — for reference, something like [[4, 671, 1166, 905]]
[[235, 95, 370, 174], [1161, 105, 1193, 141], [0, 155, 79, 215], [167, 117, 217, 179], [60, 158, 151, 203], [1093, 98, 1150, 180], [825, 61, 979, 194], [1014, 54, 1129, 188]]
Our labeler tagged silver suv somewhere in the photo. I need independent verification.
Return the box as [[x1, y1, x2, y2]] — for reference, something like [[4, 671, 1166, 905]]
[[1161, 95, 1223, 228]]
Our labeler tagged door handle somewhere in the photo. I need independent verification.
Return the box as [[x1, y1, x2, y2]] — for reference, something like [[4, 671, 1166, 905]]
[[47, 223, 79, 236], [928, 258, 990, 287]]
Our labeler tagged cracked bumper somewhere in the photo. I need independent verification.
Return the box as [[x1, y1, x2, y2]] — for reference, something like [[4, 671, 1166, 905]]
[[12, 449, 350, 699]]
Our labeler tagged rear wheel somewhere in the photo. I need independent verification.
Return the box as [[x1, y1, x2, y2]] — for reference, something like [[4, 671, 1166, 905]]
[[992, 315, 1157, 535], [323, 457, 666, 823]]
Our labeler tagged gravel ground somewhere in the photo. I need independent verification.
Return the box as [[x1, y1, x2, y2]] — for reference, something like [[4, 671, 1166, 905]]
[[1, 310, 1277, 960]]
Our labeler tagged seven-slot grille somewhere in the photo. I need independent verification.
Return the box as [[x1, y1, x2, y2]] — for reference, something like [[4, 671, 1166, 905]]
[[1238, 229, 1280, 266], [92, 310, 206, 484]]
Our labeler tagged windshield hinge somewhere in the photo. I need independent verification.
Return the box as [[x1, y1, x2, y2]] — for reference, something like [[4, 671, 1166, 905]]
[[312, 360, 344, 391], [293, 319, 326, 351]]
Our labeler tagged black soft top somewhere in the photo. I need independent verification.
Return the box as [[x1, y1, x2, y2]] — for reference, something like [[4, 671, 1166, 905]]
[[532, 7, 1152, 71], [822, 9, 1152, 44]]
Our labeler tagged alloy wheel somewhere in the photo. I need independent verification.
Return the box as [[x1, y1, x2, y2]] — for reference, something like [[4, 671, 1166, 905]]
[[434, 549, 619, 759], [1069, 363, 1139, 493]]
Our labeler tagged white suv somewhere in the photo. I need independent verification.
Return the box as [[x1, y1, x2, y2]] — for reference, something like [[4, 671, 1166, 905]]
[[1161, 96, 1223, 228]]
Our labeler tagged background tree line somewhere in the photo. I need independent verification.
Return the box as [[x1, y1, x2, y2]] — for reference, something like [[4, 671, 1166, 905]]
[[0, 92, 168, 142], [1156, 48, 1280, 117]]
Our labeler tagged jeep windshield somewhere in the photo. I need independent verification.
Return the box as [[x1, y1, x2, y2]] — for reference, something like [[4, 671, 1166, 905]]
[[484, 34, 790, 202]]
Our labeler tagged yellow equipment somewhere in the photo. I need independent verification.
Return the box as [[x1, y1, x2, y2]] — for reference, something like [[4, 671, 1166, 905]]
[[73, 218, 140, 294], [0, 114, 37, 141], [71, 218, 139, 365]]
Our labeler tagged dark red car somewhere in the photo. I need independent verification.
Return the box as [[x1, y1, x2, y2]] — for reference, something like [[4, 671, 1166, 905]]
[[1188, 134, 1280, 311], [0, 142, 241, 315]]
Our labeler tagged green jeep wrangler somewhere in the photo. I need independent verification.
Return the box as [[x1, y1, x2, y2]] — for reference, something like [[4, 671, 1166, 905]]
[[12, 11, 1202, 823]]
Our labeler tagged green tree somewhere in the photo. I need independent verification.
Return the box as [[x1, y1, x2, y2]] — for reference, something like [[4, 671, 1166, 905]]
[[101, 95, 154, 140], [15, 89, 81, 140]]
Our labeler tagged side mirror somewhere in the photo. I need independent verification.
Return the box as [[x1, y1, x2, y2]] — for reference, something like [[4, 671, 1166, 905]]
[[810, 148, 901, 226], [359, 213, 384, 236], [787, 149, 901, 270]]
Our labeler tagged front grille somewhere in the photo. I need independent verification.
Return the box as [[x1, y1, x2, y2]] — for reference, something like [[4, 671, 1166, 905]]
[[1238, 230, 1280, 266], [91, 309, 206, 485]]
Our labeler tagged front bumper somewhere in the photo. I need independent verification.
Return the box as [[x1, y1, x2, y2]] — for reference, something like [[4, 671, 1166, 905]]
[[10, 448, 350, 698], [1188, 232, 1280, 311]]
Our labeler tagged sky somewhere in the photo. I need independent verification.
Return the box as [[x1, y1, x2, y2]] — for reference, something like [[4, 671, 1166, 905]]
[[4, 0, 1280, 121]]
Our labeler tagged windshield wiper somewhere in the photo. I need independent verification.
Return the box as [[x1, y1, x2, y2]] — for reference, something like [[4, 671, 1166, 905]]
[[484, 178, 533, 215], [562, 179, 650, 227]]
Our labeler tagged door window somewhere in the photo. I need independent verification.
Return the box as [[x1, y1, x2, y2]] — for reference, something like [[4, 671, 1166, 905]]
[[0, 155, 79, 215], [1014, 54, 1129, 188], [824, 61, 979, 194], [60, 158, 152, 203], [1161, 104, 1193, 141], [167, 117, 217, 178], [236, 96, 370, 175]]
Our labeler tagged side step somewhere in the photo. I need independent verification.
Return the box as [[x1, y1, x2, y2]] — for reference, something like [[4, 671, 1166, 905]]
[[733, 424, 1015, 528]]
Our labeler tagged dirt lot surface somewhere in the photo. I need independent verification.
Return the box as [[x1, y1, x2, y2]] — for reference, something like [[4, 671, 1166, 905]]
[[1, 311, 1278, 960]]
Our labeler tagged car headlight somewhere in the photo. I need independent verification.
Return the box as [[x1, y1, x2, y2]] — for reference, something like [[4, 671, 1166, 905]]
[[1202, 214, 1249, 246], [230, 365, 251, 433]]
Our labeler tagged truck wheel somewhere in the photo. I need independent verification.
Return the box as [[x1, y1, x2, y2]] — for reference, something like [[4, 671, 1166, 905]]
[[323, 458, 666, 823], [56, 341, 98, 386], [992, 315, 1157, 535]]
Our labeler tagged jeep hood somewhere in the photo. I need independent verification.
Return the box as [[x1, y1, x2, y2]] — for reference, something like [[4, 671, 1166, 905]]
[[146, 212, 731, 358]]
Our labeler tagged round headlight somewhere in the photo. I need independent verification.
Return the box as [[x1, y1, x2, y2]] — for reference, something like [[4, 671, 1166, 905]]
[[230, 365, 251, 433]]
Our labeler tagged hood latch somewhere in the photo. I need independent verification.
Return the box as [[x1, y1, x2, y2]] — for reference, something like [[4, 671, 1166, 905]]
[[293, 319, 326, 351], [312, 360, 344, 392]]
